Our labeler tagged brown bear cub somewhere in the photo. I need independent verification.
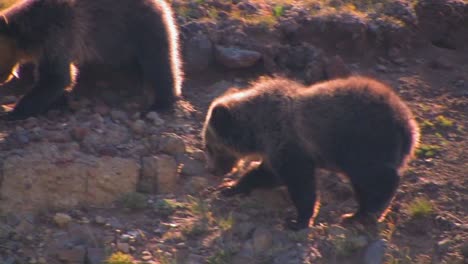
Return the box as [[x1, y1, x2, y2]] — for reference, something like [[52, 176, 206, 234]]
[[0, 0, 183, 120], [202, 76, 419, 230]]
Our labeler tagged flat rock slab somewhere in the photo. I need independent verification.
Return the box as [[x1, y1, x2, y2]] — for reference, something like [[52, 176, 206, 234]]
[[0, 143, 139, 213]]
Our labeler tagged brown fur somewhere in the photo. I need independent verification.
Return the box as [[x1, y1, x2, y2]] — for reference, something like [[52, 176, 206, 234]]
[[203, 75, 419, 230], [0, 0, 183, 120]]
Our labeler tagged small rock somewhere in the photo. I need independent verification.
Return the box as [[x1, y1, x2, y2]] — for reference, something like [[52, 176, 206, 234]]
[[159, 133, 186, 155], [141, 155, 179, 194], [461, 241, 468, 258], [252, 227, 273, 253], [191, 149, 205, 161], [437, 238, 452, 252], [70, 127, 89, 142], [94, 216, 106, 225], [0, 223, 13, 239], [141, 250, 153, 261], [325, 55, 351, 79], [236, 222, 255, 240], [328, 225, 348, 237], [363, 239, 387, 264], [131, 119, 146, 135], [428, 57, 453, 70], [180, 156, 205, 176], [110, 110, 128, 122], [94, 104, 110, 115], [376, 64, 388, 72], [279, 18, 300, 36], [185, 176, 209, 193], [183, 33, 214, 73], [215, 45, 262, 69], [53, 213, 72, 228], [350, 235, 368, 248], [86, 248, 106, 264], [117, 242, 130, 253], [146, 111, 165, 126], [57, 248, 86, 263]]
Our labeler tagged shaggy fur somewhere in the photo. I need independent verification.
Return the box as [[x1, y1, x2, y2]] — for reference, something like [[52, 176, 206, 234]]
[[202, 76, 419, 230], [0, 0, 183, 120]]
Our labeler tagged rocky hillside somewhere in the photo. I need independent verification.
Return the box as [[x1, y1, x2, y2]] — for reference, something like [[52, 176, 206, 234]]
[[0, 0, 467, 263]]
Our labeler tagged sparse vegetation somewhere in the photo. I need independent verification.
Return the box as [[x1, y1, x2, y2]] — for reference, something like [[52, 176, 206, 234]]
[[407, 197, 434, 218], [434, 115, 454, 128], [217, 212, 234, 231], [0, 1, 467, 264], [154, 198, 185, 218], [415, 144, 441, 158], [206, 249, 234, 264], [181, 221, 209, 238], [106, 252, 133, 264]]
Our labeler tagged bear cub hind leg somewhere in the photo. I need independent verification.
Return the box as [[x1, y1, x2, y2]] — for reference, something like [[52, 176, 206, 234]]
[[342, 165, 400, 224], [220, 162, 282, 197]]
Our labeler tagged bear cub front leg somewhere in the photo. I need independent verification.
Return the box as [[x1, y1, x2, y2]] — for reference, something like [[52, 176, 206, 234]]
[[220, 162, 282, 197]]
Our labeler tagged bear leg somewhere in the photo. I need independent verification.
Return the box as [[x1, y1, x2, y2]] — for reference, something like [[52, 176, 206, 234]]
[[7, 57, 71, 120], [344, 165, 400, 223], [272, 146, 317, 231], [136, 24, 180, 113], [220, 162, 281, 197]]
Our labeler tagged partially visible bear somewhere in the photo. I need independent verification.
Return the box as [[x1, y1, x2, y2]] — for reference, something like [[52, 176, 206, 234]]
[[0, 0, 183, 120], [202, 76, 419, 230]]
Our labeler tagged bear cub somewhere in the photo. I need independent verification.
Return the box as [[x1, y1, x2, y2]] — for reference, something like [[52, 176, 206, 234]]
[[0, 0, 183, 120], [202, 76, 420, 230]]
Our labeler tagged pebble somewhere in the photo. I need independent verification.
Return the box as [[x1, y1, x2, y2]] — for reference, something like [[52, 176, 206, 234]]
[[146, 111, 165, 126], [131, 119, 146, 135], [159, 133, 186, 155], [437, 238, 452, 252], [94, 216, 106, 225], [252, 227, 273, 253], [117, 242, 130, 253], [110, 110, 128, 122], [363, 239, 387, 264], [53, 213, 72, 228]]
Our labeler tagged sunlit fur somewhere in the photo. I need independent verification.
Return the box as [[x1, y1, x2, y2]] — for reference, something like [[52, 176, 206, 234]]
[[202, 75, 420, 229], [0, 0, 184, 119]]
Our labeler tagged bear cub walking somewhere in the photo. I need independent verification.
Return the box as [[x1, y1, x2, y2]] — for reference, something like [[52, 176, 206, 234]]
[[0, 0, 183, 120], [202, 76, 419, 230]]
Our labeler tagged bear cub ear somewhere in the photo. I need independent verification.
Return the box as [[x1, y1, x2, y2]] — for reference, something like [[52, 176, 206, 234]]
[[210, 104, 235, 137]]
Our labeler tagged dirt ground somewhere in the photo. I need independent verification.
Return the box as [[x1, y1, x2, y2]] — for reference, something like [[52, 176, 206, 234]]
[[0, 0, 467, 264]]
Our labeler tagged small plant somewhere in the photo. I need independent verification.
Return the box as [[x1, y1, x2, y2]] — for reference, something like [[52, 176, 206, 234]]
[[217, 212, 234, 231], [154, 199, 184, 218], [154, 249, 177, 264], [273, 4, 284, 17], [181, 222, 208, 238], [118, 192, 148, 210], [206, 249, 234, 264], [435, 115, 454, 128], [207, 7, 219, 20], [380, 218, 397, 242], [415, 144, 441, 158], [407, 197, 433, 218], [106, 252, 133, 264], [385, 247, 412, 264], [187, 196, 211, 220], [420, 119, 435, 130]]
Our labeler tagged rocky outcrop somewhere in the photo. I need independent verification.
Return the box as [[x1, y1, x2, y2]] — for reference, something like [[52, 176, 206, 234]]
[[0, 143, 140, 213]]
